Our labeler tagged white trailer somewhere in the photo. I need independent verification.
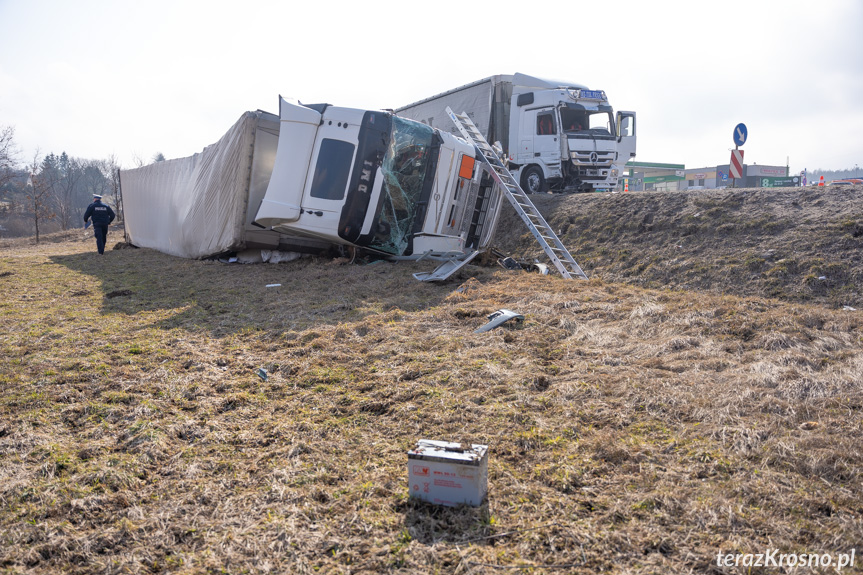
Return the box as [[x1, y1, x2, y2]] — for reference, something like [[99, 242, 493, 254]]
[[396, 73, 637, 194]]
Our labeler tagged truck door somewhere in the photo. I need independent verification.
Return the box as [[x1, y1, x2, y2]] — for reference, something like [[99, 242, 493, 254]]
[[299, 121, 361, 236], [616, 111, 637, 162], [525, 108, 561, 175]]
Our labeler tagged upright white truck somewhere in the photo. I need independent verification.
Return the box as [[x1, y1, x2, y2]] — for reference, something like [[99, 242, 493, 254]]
[[121, 97, 505, 280], [396, 73, 637, 193]]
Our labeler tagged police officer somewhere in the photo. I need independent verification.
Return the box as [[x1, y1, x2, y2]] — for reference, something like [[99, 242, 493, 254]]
[[83, 194, 116, 255]]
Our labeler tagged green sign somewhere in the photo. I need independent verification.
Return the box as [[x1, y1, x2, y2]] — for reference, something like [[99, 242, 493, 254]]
[[644, 175, 685, 184], [760, 176, 800, 188]]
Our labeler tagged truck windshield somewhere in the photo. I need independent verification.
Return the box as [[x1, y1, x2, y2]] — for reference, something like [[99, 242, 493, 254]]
[[366, 117, 436, 255], [561, 108, 615, 138]]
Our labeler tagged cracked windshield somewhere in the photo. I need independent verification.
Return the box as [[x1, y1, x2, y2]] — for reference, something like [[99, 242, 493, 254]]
[[367, 117, 434, 255]]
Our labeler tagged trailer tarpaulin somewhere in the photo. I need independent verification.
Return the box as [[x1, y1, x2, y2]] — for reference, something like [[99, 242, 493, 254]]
[[120, 112, 260, 259]]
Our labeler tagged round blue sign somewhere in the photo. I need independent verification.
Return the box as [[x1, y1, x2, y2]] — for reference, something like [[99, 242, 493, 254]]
[[733, 123, 748, 147]]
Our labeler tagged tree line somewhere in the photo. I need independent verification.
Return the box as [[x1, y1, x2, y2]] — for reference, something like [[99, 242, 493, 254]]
[[0, 126, 127, 242], [0, 125, 123, 242], [0, 125, 165, 242], [806, 167, 863, 182]]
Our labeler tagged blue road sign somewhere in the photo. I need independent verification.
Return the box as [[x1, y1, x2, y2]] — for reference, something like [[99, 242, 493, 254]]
[[733, 123, 748, 147]]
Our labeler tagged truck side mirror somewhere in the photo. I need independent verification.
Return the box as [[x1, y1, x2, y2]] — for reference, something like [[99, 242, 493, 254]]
[[517, 93, 534, 107]]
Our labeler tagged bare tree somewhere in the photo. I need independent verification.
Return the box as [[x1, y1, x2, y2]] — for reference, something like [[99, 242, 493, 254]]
[[26, 153, 56, 244], [103, 155, 123, 223], [51, 152, 83, 230], [0, 125, 19, 189]]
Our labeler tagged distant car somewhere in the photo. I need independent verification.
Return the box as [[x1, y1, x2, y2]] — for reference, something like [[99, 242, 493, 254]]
[[828, 180, 854, 186]]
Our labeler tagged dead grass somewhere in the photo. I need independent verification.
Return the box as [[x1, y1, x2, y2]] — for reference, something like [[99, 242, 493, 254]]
[[1, 207, 862, 574], [496, 185, 863, 308]]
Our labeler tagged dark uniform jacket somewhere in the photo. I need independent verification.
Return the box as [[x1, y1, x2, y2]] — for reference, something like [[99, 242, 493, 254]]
[[84, 200, 116, 226]]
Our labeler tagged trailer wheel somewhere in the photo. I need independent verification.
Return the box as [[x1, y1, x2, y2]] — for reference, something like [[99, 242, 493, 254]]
[[522, 166, 545, 194]]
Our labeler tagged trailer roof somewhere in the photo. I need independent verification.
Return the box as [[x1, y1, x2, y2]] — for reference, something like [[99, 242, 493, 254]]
[[396, 73, 588, 112]]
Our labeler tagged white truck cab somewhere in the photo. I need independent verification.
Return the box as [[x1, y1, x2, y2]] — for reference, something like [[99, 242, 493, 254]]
[[510, 79, 636, 193], [396, 73, 637, 193], [255, 97, 501, 259]]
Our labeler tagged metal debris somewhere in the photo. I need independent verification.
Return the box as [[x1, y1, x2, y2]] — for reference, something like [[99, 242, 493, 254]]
[[474, 309, 525, 333]]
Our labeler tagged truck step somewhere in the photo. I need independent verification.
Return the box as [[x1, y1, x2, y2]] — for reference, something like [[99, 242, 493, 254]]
[[413, 251, 481, 282]]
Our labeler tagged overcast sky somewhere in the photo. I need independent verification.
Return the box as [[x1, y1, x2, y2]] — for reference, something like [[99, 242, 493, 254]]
[[2, 0, 862, 174]]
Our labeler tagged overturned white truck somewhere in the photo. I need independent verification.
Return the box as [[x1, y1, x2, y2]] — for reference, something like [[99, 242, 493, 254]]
[[120, 97, 504, 280]]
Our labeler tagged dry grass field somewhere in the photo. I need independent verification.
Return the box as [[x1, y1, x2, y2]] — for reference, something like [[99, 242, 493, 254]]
[[1, 186, 862, 574], [497, 186, 863, 308]]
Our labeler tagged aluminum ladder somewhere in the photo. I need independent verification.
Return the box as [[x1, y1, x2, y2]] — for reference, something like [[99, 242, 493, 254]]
[[446, 107, 588, 280]]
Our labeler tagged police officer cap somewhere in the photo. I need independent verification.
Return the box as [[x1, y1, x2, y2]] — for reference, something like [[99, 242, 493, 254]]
[[93, 194, 102, 200]]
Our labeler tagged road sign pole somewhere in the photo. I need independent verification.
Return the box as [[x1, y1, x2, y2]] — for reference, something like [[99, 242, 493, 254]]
[[730, 123, 747, 189], [731, 144, 737, 188]]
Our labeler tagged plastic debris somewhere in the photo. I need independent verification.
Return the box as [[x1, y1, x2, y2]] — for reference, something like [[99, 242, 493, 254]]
[[256, 368, 268, 381], [262, 250, 304, 264], [474, 309, 524, 333], [266, 284, 282, 288], [843, 306, 857, 311]]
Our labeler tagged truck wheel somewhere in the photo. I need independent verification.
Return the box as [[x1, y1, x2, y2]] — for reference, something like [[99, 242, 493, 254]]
[[522, 166, 545, 194]]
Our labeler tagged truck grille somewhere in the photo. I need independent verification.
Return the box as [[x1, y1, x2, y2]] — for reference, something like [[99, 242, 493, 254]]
[[570, 150, 614, 168]]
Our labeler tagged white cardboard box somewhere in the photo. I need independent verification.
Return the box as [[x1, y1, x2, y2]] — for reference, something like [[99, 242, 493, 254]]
[[407, 439, 488, 507]]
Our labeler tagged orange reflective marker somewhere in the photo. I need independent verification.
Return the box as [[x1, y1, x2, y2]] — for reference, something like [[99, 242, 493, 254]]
[[459, 155, 475, 179]]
